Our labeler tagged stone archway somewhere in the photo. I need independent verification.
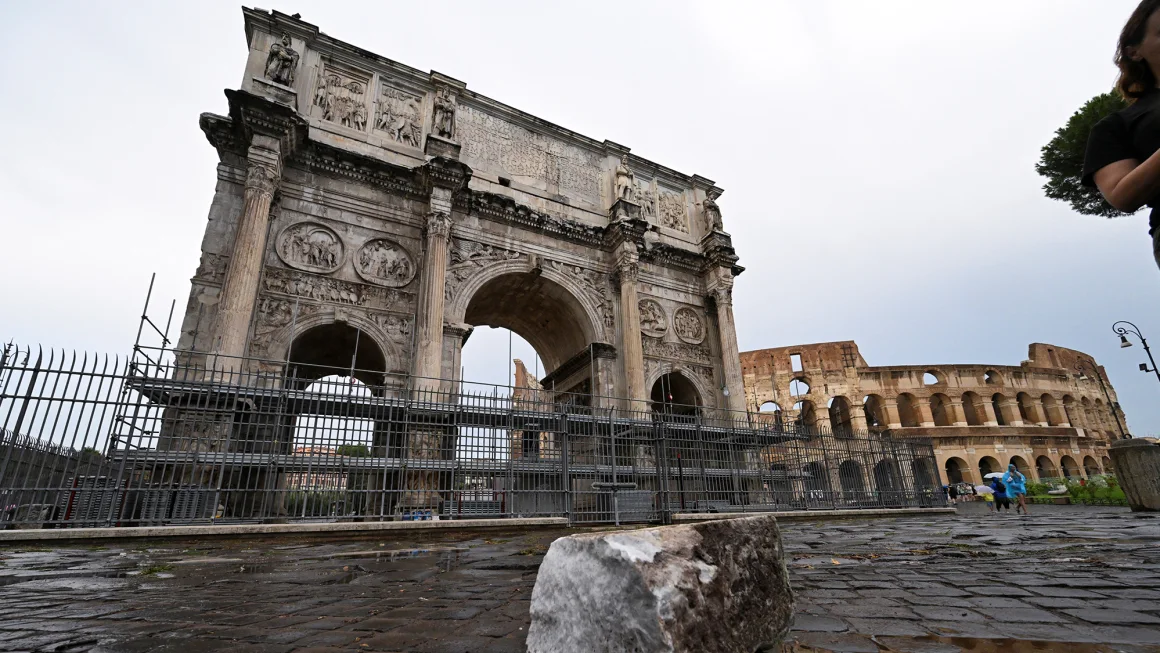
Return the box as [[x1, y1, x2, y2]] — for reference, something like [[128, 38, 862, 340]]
[[450, 266, 611, 398], [650, 371, 704, 417], [286, 322, 389, 389]]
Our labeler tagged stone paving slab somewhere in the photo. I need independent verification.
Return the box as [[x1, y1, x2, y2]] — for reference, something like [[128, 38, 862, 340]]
[[0, 504, 1157, 651]]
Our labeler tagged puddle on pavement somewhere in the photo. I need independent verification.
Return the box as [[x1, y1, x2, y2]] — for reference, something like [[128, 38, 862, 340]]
[[793, 635, 1138, 652]]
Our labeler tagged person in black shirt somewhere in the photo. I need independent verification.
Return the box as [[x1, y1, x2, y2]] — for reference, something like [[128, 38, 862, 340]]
[[1083, 0, 1160, 269]]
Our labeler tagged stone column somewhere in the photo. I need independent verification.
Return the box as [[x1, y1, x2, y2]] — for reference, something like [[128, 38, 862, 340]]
[[413, 206, 453, 392], [1027, 401, 1049, 427], [981, 400, 999, 426], [708, 270, 746, 415], [999, 398, 1023, 427], [850, 411, 868, 434], [615, 244, 647, 410], [948, 399, 968, 427], [211, 135, 282, 372], [916, 402, 936, 428], [883, 399, 902, 429]]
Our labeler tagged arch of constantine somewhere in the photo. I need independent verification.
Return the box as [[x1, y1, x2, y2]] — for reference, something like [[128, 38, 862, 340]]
[[178, 8, 745, 415], [741, 341, 1128, 485]]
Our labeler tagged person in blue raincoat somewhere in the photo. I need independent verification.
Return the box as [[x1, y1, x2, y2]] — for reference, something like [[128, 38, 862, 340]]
[[1003, 464, 1030, 515]]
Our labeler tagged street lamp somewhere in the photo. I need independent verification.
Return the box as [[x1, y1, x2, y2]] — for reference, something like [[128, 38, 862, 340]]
[[1112, 320, 1160, 387], [1074, 359, 1129, 439]]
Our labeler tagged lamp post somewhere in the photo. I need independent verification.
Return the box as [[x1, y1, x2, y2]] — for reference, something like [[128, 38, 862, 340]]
[[1074, 359, 1128, 440], [1112, 320, 1160, 387]]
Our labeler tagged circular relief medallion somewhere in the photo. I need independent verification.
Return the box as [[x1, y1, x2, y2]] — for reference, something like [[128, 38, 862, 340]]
[[638, 299, 668, 338], [276, 222, 344, 274], [673, 307, 705, 344], [355, 238, 417, 287]]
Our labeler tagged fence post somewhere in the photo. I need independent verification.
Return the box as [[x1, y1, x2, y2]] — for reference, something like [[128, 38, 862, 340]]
[[560, 408, 570, 524]]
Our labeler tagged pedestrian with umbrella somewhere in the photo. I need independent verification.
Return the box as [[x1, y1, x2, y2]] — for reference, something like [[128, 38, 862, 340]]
[[975, 483, 995, 513], [1003, 464, 1030, 516], [985, 473, 1012, 514]]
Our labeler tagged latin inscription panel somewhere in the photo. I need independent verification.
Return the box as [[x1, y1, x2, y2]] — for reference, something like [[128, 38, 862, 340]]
[[456, 104, 603, 204]]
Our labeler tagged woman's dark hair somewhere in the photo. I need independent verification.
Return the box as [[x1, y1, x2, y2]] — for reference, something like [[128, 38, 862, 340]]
[[1117, 0, 1160, 102]]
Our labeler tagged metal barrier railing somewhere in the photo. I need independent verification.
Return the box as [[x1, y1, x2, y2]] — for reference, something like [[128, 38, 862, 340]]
[[0, 342, 945, 528]]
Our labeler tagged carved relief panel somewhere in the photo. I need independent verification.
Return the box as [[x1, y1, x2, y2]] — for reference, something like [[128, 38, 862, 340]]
[[658, 187, 689, 233], [444, 238, 524, 302], [276, 222, 344, 274], [633, 177, 656, 221], [374, 84, 423, 147], [673, 307, 706, 344], [312, 63, 370, 131], [638, 299, 667, 338], [355, 239, 417, 288]]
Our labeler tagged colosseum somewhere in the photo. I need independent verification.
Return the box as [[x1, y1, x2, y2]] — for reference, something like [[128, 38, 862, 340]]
[[740, 341, 1127, 486]]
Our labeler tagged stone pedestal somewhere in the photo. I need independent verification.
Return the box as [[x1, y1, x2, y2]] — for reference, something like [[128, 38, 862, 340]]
[[1109, 438, 1160, 512]]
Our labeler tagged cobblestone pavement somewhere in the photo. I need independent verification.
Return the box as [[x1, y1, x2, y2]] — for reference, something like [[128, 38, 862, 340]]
[[0, 504, 1157, 652]]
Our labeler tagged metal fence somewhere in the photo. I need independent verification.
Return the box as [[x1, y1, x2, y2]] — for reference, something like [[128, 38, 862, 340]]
[[0, 343, 945, 529]]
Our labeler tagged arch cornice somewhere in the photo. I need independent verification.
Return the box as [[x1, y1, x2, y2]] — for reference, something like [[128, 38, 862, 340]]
[[263, 308, 406, 375], [645, 360, 716, 411], [444, 259, 609, 345]]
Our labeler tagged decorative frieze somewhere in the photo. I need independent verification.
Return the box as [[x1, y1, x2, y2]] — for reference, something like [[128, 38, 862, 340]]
[[276, 222, 344, 274], [642, 335, 712, 365], [263, 267, 412, 311]]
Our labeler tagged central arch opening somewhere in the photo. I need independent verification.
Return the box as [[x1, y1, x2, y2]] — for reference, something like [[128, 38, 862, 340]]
[[651, 372, 702, 417], [463, 272, 595, 378]]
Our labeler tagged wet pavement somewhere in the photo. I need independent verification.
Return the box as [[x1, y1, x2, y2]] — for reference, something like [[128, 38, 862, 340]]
[[0, 503, 1157, 652]]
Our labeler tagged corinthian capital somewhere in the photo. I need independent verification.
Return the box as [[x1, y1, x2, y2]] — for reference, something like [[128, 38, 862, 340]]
[[712, 285, 733, 307], [426, 211, 453, 241], [245, 161, 280, 199]]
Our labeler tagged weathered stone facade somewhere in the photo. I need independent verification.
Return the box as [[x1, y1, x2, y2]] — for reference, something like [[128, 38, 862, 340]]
[[177, 9, 745, 412], [741, 341, 1129, 484]]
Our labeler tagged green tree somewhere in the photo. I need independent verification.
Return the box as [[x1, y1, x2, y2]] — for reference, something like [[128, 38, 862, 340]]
[[1036, 92, 1132, 218], [336, 444, 370, 457]]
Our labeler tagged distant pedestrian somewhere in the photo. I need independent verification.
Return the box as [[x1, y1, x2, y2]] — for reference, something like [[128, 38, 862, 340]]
[[990, 477, 1011, 513], [983, 490, 995, 513], [948, 484, 959, 504], [1004, 464, 1030, 515]]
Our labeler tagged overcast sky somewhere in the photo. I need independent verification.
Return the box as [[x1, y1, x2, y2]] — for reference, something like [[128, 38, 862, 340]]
[[3, 1, 1159, 434]]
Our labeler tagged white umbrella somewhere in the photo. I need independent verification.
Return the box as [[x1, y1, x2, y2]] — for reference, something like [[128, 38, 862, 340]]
[[974, 485, 994, 495], [983, 472, 1005, 479]]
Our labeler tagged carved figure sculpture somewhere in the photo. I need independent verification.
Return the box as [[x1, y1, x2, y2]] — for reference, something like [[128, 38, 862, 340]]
[[639, 299, 668, 337], [673, 307, 705, 344], [356, 239, 416, 287], [433, 87, 456, 139], [377, 89, 422, 146], [352, 102, 367, 131], [264, 34, 299, 86], [615, 155, 633, 202], [634, 181, 654, 219], [703, 193, 723, 232], [277, 222, 344, 273]]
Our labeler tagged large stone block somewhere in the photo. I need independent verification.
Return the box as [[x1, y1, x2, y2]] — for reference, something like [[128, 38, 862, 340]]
[[527, 515, 793, 653], [1110, 438, 1160, 511]]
